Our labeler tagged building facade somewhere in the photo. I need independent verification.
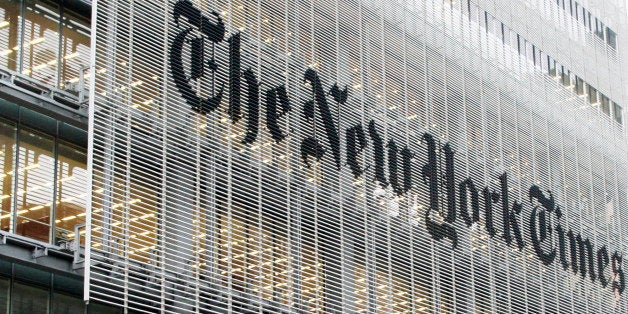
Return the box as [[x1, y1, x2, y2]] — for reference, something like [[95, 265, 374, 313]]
[[1, 0, 628, 313]]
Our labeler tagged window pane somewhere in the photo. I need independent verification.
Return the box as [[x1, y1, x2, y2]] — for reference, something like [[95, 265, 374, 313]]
[[54, 141, 87, 246], [600, 94, 610, 116], [11, 282, 49, 313], [561, 67, 570, 86], [0, 1, 20, 71], [20, 1, 61, 87], [22, 3, 59, 87], [59, 10, 90, 92], [0, 120, 16, 233], [575, 76, 585, 95], [0, 277, 9, 313], [52, 292, 85, 314], [587, 85, 597, 104], [606, 28, 617, 49], [547, 56, 556, 77], [15, 128, 55, 243], [88, 302, 123, 314], [613, 102, 623, 124]]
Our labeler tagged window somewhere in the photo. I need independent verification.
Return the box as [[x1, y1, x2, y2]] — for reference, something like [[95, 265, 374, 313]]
[[525, 41, 534, 64], [575, 76, 585, 95], [0, 277, 8, 313], [0, 1, 20, 71], [54, 141, 87, 246], [569, 0, 575, 17], [533, 46, 542, 70], [561, 66, 571, 86], [588, 85, 598, 104], [59, 10, 90, 90], [547, 56, 557, 77], [21, 1, 61, 87], [582, 8, 587, 27], [468, 1, 478, 23], [15, 129, 55, 243], [517, 35, 525, 56], [0, 1, 90, 92], [0, 121, 16, 233], [0, 118, 87, 245], [600, 95, 610, 116], [11, 282, 49, 313], [541, 52, 548, 72], [52, 293, 86, 314], [501, 23, 507, 44], [509, 28, 517, 48], [606, 28, 617, 49], [595, 18, 604, 38], [612, 102, 623, 124], [216, 212, 320, 310]]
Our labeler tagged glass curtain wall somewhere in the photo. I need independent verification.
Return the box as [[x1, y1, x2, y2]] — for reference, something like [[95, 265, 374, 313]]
[[0, 118, 87, 245], [0, 0, 90, 92]]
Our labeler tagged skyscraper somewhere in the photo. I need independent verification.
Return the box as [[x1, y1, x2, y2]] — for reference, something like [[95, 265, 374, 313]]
[[0, 0, 627, 313]]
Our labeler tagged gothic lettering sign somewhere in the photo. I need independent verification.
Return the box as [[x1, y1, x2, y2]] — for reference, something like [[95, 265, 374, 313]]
[[168, 0, 624, 297]]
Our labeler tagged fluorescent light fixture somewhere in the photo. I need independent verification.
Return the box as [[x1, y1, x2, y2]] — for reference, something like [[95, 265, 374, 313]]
[[29, 37, 45, 45]]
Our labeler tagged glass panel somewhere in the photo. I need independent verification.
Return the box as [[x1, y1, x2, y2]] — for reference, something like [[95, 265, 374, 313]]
[[54, 141, 87, 246], [0, 0, 20, 71], [52, 292, 86, 314], [0, 277, 9, 314], [594, 18, 604, 39], [547, 56, 556, 77], [600, 94, 610, 116], [561, 67, 570, 86], [0, 120, 16, 233], [21, 1, 61, 87], [575, 76, 585, 95], [612, 102, 623, 124], [59, 10, 90, 92], [15, 128, 55, 243], [606, 27, 617, 49], [88, 302, 123, 314], [216, 212, 318, 310], [11, 282, 49, 313], [587, 84, 597, 105]]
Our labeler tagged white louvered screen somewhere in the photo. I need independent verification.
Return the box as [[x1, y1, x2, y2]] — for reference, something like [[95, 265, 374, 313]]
[[87, 0, 628, 313]]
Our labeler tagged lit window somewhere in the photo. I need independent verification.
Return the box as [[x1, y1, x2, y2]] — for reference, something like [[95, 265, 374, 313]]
[[561, 67, 570, 86], [575, 76, 585, 95], [600, 94, 610, 116], [547, 56, 557, 77]]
